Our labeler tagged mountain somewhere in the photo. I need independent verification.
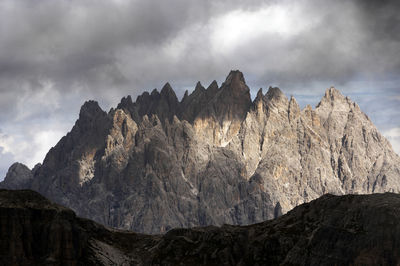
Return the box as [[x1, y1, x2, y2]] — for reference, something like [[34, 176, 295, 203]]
[[1, 70, 400, 234], [1, 189, 399, 265]]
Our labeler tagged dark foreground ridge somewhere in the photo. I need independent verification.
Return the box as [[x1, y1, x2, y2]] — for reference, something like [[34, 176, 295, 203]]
[[1, 189, 399, 265]]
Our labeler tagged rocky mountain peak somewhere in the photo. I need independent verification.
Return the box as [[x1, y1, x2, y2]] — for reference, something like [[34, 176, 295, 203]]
[[180, 81, 211, 122], [5, 72, 400, 235], [182, 90, 189, 100], [289, 95, 297, 104], [158, 83, 179, 122], [203, 70, 252, 122], [134, 91, 150, 104], [326, 86, 343, 97], [208, 80, 218, 90], [118, 95, 133, 110], [76, 100, 109, 132], [151, 88, 160, 97], [315, 87, 355, 124], [160, 82, 175, 97], [221, 70, 248, 93], [266, 86, 285, 100], [116, 95, 135, 117], [160, 83, 178, 103], [255, 88, 264, 100], [194, 81, 205, 92], [79, 100, 105, 120], [252, 88, 266, 111], [226, 69, 245, 80], [0, 163, 33, 189], [264, 86, 289, 115], [205, 80, 219, 98], [317, 86, 350, 107], [288, 95, 300, 122]]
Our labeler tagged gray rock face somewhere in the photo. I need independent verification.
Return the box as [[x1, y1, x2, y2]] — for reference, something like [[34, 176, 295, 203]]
[[0, 163, 33, 189], [1, 71, 400, 234]]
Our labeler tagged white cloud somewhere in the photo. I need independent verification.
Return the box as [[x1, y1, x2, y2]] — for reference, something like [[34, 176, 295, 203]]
[[0, 126, 66, 169], [15, 79, 60, 121], [383, 127, 400, 155], [210, 3, 316, 54], [385, 127, 400, 138], [0, 132, 17, 155]]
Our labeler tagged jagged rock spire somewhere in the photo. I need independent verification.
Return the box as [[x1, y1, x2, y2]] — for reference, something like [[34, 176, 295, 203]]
[[266, 86, 284, 99], [288, 96, 300, 123], [199, 70, 251, 123], [256, 88, 263, 99], [194, 81, 205, 92], [79, 100, 105, 119], [221, 70, 249, 95], [0, 163, 33, 189], [160, 82, 176, 97], [317, 86, 349, 108]]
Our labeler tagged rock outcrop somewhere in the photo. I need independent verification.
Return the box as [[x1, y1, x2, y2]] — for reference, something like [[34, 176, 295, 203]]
[[0, 163, 33, 189], [0, 189, 155, 265], [1, 189, 399, 265], [1, 71, 400, 234]]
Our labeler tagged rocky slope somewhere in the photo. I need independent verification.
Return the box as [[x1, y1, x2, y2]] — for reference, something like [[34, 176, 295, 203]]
[[1, 70, 400, 233], [0, 189, 155, 265], [1, 189, 399, 265]]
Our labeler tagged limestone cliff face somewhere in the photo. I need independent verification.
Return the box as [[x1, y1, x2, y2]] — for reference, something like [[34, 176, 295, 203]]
[[29, 100, 112, 210], [1, 71, 400, 234]]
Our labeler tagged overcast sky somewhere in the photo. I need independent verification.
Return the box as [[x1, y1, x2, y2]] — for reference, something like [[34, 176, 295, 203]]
[[0, 0, 399, 179]]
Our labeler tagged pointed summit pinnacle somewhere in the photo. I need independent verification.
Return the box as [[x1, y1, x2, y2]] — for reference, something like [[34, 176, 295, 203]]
[[318, 87, 349, 108], [326, 86, 344, 98], [161, 82, 174, 95], [224, 70, 246, 86], [266, 86, 284, 99], [220, 70, 249, 96], [79, 100, 105, 120], [182, 90, 189, 99], [254, 88, 265, 104], [194, 81, 205, 92]]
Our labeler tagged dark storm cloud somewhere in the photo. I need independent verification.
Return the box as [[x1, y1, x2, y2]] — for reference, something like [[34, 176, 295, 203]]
[[0, 0, 399, 179], [226, 0, 400, 89], [0, 0, 274, 113], [1, 0, 399, 99]]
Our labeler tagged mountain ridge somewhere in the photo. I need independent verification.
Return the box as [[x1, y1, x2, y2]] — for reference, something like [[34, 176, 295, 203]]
[[1, 189, 400, 265], [1, 70, 400, 234]]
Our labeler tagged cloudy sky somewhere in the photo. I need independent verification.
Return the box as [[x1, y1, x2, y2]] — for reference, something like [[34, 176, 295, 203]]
[[0, 0, 399, 179]]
